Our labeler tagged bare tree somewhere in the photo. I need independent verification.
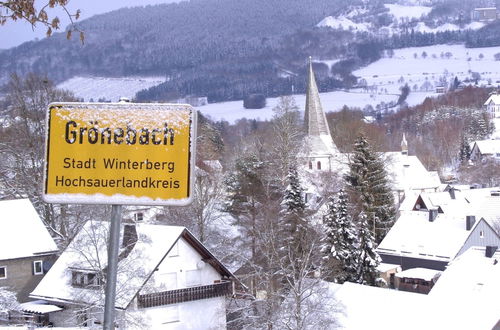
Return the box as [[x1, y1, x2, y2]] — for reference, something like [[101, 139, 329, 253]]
[[0, 0, 83, 40], [0, 73, 78, 242]]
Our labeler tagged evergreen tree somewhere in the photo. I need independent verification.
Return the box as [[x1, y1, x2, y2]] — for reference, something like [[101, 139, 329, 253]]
[[280, 165, 308, 258], [458, 134, 471, 164], [356, 212, 381, 286], [344, 134, 396, 243], [224, 154, 267, 260], [321, 189, 359, 283]]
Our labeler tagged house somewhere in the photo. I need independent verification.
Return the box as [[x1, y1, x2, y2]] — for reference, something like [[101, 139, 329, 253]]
[[427, 246, 500, 330], [384, 135, 441, 205], [0, 199, 58, 302], [377, 188, 500, 271], [470, 139, 500, 162], [471, 7, 498, 22], [30, 220, 238, 329], [324, 247, 500, 329], [484, 93, 500, 118]]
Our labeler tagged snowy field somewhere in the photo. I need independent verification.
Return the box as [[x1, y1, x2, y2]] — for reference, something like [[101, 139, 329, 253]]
[[57, 76, 165, 102], [196, 90, 436, 123], [55, 43, 500, 124], [352, 44, 500, 94]]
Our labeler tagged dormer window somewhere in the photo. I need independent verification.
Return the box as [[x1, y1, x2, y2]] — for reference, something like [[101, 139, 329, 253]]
[[71, 270, 103, 289]]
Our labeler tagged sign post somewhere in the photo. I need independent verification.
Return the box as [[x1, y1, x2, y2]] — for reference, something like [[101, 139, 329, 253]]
[[43, 102, 196, 329]]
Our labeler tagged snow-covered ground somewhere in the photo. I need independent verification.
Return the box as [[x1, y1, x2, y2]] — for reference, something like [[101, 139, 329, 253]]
[[196, 91, 404, 123], [353, 44, 500, 94], [57, 76, 165, 102], [384, 3, 432, 20], [56, 43, 500, 124]]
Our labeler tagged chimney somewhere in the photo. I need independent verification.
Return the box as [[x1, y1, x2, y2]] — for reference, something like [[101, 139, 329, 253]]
[[449, 188, 456, 200], [429, 208, 438, 222], [485, 246, 498, 258], [466, 216, 476, 231]]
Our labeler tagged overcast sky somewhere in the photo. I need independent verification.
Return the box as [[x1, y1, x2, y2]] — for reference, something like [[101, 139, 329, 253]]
[[0, 0, 183, 49]]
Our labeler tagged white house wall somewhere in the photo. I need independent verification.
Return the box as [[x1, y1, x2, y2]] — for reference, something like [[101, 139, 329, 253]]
[[139, 297, 226, 329], [152, 237, 221, 290]]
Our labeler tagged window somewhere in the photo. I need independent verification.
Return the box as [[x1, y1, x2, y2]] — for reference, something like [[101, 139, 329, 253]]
[[308, 161, 312, 170], [480, 230, 484, 238], [317, 161, 321, 170], [71, 271, 102, 288], [0, 266, 6, 279], [33, 260, 43, 275], [135, 212, 143, 221]]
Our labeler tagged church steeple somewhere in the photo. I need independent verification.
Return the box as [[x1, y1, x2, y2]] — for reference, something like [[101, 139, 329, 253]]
[[304, 56, 332, 137]]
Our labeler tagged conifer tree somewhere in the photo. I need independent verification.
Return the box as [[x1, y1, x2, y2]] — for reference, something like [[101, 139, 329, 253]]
[[224, 154, 267, 260], [458, 134, 471, 164], [280, 165, 308, 263], [321, 189, 359, 283], [356, 212, 381, 285], [344, 134, 396, 243]]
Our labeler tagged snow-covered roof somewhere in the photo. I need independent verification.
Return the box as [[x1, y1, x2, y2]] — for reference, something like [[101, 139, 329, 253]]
[[377, 262, 400, 273], [20, 300, 63, 314], [384, 152, 441, 192], [377, 211, 482, 261], [31, 221, 235, 309], [484, 94, 500, 106], [395, 267, 441, 281], [427, 246, 500, 330], [0, 199, 58, 260], [407, 187, 500, 225], [471, 139, 500, 155], [333, 281, 427, 330]]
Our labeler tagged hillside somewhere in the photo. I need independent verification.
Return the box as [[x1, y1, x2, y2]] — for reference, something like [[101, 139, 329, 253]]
[[0, 0, 354, 90], [1, 0, 499, 104]]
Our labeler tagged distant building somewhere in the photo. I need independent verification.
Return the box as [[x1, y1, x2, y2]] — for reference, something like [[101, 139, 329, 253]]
[[471, 7, 498, 22], [483, 93, 500, 118], [0, 199, 58, 303], [378, 188, 500, 271], [470, 140, 500, 162], [30, 221, 238, 328]]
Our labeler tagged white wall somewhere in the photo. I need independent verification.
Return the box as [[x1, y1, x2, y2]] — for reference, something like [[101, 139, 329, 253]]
[[151, 237, 222, 290], [138, 297, 226, 329]]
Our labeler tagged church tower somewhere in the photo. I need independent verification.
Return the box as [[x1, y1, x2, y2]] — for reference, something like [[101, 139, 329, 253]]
[[303, 57, 340, 171]]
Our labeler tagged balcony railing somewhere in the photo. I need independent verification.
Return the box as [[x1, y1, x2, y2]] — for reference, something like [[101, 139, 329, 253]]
[[137, 281, 232, 308]]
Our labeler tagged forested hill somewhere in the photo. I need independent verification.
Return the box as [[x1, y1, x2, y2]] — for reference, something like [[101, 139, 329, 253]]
[[0, 0, 353, 88]]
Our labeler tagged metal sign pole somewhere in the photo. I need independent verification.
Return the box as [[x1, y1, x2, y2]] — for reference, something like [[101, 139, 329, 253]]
[[103, 204, 122, 330]]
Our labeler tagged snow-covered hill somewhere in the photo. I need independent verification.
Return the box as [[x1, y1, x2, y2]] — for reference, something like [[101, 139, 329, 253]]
[[57, 76, 165, 102]]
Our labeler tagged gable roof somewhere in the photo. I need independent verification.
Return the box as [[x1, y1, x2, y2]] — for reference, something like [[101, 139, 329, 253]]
[[471, 139, 500, 155], [376, 211, 490, 262], [384, 152, 441, 192], [484, 94, 500, 106], [407, 187, 500, 224], [30, 220, 235, 309], [0, 199, 58, 260], [428, 246, 500, 330]]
